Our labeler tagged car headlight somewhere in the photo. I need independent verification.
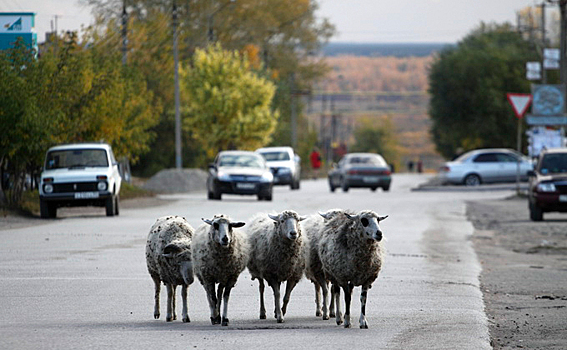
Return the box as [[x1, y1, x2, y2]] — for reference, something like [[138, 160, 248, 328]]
[[537, 183, 556, 192], [261, 172, 274, 182], [217, 172, 231, 181], [97, 181, 108, 191], [44, 184, 53, 194]]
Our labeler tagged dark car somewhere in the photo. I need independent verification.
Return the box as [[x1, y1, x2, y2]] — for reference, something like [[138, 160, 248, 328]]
[[528, 148, 567, 221], [207, 150, 274, 201], [328, 152, 392, 192]]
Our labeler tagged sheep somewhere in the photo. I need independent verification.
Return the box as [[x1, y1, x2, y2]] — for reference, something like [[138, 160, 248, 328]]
[[146, 215, 194, 323], [192, 214, 248, 326], [247, 210, 306, 323], [302, 209, 346, 320], [318, 210, 388, 328]]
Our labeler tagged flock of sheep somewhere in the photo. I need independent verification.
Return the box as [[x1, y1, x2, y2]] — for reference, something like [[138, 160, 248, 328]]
[[145, 208, 388, 329]]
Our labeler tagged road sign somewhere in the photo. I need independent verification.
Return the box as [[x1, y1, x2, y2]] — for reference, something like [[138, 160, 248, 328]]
[[507, 93, 532, 119], [526, 62, 541, 80], [544, 48, 560, 69]]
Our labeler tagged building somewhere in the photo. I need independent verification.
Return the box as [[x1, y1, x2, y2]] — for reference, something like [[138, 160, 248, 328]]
[[0, 12, 38, 53]]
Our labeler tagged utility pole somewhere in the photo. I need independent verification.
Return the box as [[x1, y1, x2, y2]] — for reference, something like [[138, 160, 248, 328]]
[[541, 2, 547, 83], [121, 1, 128, 65], [173, 1, 182, 169], [290, 73, 297, 149]]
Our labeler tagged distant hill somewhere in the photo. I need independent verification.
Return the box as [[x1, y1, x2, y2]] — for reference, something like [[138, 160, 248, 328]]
[[322, 42, 453, 57]]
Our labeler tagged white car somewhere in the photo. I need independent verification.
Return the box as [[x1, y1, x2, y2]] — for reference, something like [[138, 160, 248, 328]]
[[256, 146, 301, 190], [39, 143, 122, 218], [438, 148, 534, 186]]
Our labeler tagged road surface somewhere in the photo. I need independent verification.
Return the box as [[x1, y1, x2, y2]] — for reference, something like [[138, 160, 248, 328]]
[[0, 174, 510, 349]]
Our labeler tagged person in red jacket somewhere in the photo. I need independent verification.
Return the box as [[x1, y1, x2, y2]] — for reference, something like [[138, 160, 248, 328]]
[[310, 148, 322, 179]]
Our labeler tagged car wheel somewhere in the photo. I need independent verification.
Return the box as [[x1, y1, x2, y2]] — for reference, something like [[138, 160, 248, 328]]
[[529, 202, 543, 221], [114, 195, 120, 216], [40, 199, 56, 218], [371, 187, 377, 192], [291, 179, 300, 190], [329, 184, 336, 192], [382, 185, 390, 192], [341, 178, 349, 192], [211, 184, 222, 200], [106, 195, 116, 216], [464, 174, 481, 186], [208, 191, 214, 200]]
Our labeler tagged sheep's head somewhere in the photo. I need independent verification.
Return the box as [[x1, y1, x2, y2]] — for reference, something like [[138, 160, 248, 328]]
[[345, 210, 388, 242], [202, 215, 245, 248], [162, 241, 193, 285], [269, 210, 306, 240]]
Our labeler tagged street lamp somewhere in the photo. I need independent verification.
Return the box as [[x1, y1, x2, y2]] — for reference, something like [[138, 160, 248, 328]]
[[208, 0, 236, 43]]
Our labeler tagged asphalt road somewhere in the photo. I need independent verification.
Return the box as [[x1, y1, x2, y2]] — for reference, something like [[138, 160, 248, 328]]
[[0, 174, 512, 350]]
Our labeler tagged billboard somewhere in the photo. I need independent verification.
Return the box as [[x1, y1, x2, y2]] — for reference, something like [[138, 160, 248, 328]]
[[0, 12, 37, 52]]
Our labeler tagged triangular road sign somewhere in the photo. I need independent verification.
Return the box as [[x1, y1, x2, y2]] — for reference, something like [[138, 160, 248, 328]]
[[507, 93, 532, 119]]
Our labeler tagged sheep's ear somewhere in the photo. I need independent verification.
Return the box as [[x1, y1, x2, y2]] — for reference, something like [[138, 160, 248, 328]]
[[230, 222, 245, 228], [202, 218, 213, 225], [163, 243, 182, 258], [268, 214, 279, 221], [299, 215, 307, 221], [318, 211, 328, 219], [345, 213, 358, 221], [378, 215, 389, 222]]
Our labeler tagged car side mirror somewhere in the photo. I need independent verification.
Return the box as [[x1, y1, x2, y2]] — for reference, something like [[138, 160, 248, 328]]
[[527, 170, 536, 177], [208, 163, 216, 170]]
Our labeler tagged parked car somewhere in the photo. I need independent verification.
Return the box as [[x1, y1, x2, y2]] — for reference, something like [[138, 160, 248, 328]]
[[328, 152, 392, 192], [39, 143, 122, 218], [207, 150, 274, 201], [528, 148, 567, 221], [256, 146, 301, 190], [438, 148, 533, 186]]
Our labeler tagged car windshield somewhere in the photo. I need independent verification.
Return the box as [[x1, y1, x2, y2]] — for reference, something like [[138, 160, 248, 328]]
[[348, 155, 386, 166], [539, 153, 567, 174], [45, 149, 109, 169], [259, 151, 290, 161], [219, 154, 264, 169]]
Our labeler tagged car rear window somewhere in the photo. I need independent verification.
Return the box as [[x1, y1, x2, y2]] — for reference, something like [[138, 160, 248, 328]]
[[260, 151, 290, 161], [539, 153, 567, 174], [348, 155, 386, 166], [45, 149, 109, 169]]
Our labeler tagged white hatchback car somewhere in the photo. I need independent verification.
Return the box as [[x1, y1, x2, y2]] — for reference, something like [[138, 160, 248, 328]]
[[39, 143, 122, 218], [438, 148, 534, 186], [256, 146, 301, 190]]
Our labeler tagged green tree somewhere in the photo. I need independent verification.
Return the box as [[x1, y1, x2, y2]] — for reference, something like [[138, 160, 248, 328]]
[[428, 23, 539, 159], [182, 44, 278, 158], [350, 116, 399, 167]]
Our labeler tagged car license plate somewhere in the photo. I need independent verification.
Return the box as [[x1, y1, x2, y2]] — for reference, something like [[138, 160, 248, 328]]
[[362, 176, 379, 183], [236, 183, 255, 190], [74, 192, 99, 199], [559, 195, 567, 202]]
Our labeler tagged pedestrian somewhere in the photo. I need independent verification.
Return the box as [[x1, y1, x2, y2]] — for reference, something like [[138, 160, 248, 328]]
[[310, 147, 322, 179], [417, 160, 423, 173], [407, 160, 414, 172]]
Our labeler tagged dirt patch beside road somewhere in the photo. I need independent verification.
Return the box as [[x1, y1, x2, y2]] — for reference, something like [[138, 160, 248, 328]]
[[467, 196, 567, 350]]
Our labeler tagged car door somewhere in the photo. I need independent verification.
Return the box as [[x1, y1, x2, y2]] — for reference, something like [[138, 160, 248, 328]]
[[494, 152, 520, 182], [471, 153, 499, 183]]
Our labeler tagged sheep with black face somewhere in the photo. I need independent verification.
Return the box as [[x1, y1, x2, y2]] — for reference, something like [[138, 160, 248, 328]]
[[192, 214, 248, 326], [146, 215, 194, 322], [318, 210, 388, 328]]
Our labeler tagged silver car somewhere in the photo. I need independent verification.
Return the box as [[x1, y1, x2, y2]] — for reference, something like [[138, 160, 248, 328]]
[[438, 148, 534, 186]]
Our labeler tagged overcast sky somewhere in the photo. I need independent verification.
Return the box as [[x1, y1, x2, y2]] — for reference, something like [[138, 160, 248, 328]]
[[1, 0, 546, 43]]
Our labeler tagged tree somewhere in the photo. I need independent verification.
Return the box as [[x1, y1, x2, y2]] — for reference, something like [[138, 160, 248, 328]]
[[181, 44, 278, 157], [350, 116, 399, 167], [428, 23, 539, 159]]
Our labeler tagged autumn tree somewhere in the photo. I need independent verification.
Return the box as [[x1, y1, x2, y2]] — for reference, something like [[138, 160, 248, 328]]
[[428, 23, 538, 159], [181, 44, 278, 157], [350, 116, 399, 167]]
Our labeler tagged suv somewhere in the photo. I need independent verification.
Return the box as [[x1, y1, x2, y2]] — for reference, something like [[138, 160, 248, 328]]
[[256, 146, 301, 190], [528, 148, 567, 221], [39, 143, 122, 218]]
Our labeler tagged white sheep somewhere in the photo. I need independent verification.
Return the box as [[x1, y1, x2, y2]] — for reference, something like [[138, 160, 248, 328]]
[[192, 214, 248, 326], [247, 210, 306, 323], [146, 215, 194, 322], [318, 210, 388, 328], [302, 209, 346, 320]]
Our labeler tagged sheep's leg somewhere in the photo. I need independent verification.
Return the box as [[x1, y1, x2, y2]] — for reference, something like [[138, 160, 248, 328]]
[[314, 283, 322, 317], [152, 276, 161, 319], [216, 284, 224, 322], [221, 285, 233, 326], [270, 281, 284, 323], [281, 280, 297, 316], [359, 285, 369, 329], [343, 282, 354, 328], [204, 282, 220, 325], [320, 280, 330, 320], [258, 279, 267, 319], [181, 284, 190, 323], [165, 284, 174, 322], [333, 284, 343, 325], [171, 284, 177, 320], [329, 282, 336, 318]]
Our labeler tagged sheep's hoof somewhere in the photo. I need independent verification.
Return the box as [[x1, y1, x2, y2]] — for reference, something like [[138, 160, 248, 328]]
[[322, 314, 330, 320], [182, 316, 190, 323], [259, 314, 266, 319], [329, 311, 336, 318], [277, 318, 285, 323], [154, 313, 160, 319], [344, 323, 351, 329], [221, 318, 229, 326], [360, 324, 368, 329], [211, 316, 221, 325], [166, 316, 173, 322], [316, 310, 322, 317]]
